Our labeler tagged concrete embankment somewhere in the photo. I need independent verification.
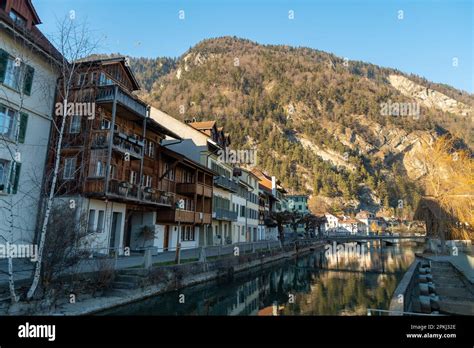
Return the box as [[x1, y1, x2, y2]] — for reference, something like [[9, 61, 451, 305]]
[[389, 252, 474, 315], [37, 241, 324, 315]]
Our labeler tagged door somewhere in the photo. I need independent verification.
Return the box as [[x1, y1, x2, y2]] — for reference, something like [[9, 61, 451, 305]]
[[109, 212, 122, 251], [163, 225, 170, 251]]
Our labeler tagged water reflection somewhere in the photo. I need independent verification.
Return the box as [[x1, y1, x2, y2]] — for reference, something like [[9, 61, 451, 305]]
[[100, 242, 421, 316]]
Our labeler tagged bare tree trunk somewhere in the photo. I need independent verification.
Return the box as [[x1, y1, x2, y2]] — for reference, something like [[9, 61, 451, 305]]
[[27, 99, 68, 300]]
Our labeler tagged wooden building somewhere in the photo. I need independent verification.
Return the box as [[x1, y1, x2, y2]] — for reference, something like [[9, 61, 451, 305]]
[[47, 57, 214, 254]]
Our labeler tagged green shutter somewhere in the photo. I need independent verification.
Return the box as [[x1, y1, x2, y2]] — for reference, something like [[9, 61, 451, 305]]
[[9, 162, 21, 194], [13, 163, 21, 194], [18, 112, 28, 143], [0, 49, 8, 83], [23, 65, 34, 95]]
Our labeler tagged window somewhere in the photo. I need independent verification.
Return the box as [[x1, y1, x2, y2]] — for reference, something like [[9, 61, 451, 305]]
[[240, 205, 245, 217], [87, 209, 96, 233], [90, 72, 97, 85], [9, 10, 26, 27], [164, 162, 175, 181], [181, 225, 195, 241], [77, 73, 86, 87], [0, 105, 16, 139], [0, 160, 9, 192], [95, 160, 105, 177], [63, 157, 76, 179], [109, 164, 117, 179], [69, 115, 81, 133], [147, 141, 155, 157], [98, 72, 113, 86], [100, 119, 111, 130], [183, 171, 193, 183], [97, 210, 105, 233], [3, 56, 21, 89], [0, 50, 34, 94], [130, 170, 138, 185], [145, 175, 152, 187]]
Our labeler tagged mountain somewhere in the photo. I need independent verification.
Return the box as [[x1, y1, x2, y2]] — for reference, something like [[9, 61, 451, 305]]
[[128, 36, 473, 216]]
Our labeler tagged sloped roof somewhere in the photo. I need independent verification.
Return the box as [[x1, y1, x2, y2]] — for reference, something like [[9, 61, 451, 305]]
[[74, 56, 141, 90], [188, 121, 216, 130], [0, 9, 63, 64]]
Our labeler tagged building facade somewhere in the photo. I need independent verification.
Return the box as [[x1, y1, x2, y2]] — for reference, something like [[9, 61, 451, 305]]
[[0, 0, 61, 245], [47, 57, 213, 254]]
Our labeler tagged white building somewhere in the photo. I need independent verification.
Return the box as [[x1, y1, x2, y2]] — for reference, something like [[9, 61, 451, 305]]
[[0, 0, 61, 245]]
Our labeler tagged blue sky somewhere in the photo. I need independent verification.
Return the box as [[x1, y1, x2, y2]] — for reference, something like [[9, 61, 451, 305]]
[[34, 0, 473, 92]]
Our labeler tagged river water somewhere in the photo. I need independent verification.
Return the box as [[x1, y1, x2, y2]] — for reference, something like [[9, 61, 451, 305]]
[[100, 241, 422, 315]]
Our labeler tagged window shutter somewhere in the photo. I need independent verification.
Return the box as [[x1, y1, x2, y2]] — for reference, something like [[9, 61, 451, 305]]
[[10, 162, 21, 194], [18, 112, 28, 143], [0, 49, 8, 83], [23, 65, 34, 95]]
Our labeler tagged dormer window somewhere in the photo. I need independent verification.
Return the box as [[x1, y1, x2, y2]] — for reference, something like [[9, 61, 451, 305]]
[[9, 10, 26, 27]]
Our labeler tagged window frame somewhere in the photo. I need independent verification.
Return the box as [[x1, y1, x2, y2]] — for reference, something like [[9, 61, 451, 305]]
[[63, 157, 76, 180]]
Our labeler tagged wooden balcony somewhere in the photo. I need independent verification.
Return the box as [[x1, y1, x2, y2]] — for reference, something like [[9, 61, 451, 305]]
[[176, 182, 212, 197], [96, 85, 147, 117], [158, 209, 212, 224], [195, 212, 212, 224], [159, 209, 195, 224], [90, 130, 143, 159], [83, 178, 173, 207]]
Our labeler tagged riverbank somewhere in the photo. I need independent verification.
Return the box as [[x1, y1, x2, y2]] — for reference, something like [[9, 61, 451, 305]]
[[8, 241, 324, 315], [389, 251, 474, 315]]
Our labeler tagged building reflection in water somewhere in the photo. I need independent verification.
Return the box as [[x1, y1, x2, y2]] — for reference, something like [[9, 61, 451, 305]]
[[100, 242, 422, 316]]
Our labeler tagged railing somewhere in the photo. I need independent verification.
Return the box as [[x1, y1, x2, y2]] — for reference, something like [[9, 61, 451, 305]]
[[141, 188, 174, 206], [63, 132, 86, 147], [84, 178, 173, 206], [176, 182, 212, 197], [213, 208, 238, 221], [112, 133, 143, 158], [108, 179, 140, 200], [367, 308, 445, 316], [175, 209, 196, 223], [158, 177, 176, 193], [194, 212, 212, 224], [214, 176, 239, 192], [96, 85, 147, 117]]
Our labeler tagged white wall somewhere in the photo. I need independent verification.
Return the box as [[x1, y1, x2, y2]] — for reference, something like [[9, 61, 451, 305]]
[[0, 31, 58, 245], [81, 199, 126, 254]]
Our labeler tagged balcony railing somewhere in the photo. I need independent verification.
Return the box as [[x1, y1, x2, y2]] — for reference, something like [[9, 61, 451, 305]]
[[175, 210, 196, 223], [90, 130, 143, 159], [142, 188, 174, 206], [176, 182, 212, 197], [108, 180, 140, 200], [195, 212, 212, 224], [158, 209, 212, 224], [214, 176, 239, 192], [84, 178, 173, 207], [96, 85, 147, 117], [112, 133, 143, 158], [212, 208, 238, 221]]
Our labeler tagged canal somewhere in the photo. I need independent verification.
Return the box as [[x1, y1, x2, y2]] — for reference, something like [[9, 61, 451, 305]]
[[99, 241, 423, 315]]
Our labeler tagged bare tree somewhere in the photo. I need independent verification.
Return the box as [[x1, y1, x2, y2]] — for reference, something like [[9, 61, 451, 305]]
[[27, 15, 100, 300]]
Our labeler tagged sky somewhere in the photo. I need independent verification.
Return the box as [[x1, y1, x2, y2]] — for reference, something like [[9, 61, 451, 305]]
[[34, 0, 473, 92]]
